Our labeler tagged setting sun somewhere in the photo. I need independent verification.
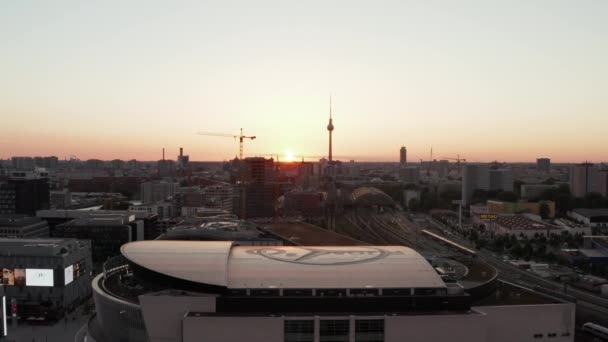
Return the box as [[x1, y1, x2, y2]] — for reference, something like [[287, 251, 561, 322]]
[[284, 150, 295, 162]]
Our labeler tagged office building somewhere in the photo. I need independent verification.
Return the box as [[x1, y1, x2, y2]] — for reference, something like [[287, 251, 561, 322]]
[[235, 158, 278, 218], [597, 170, 608, 197], [141, 181, 179, 204], [157, 159, 175, 177], [0, 216, 50, 238], [398, 166, 420, 184], [399, 146, 407, 166], [53, 214, 138, 262], [202, 184, 234, 212], [85, 159, 105, 170], [33, 156, 59, 169], [50, 189, 72, 209], [0, 170, 50, 215], [10, 157, 35, 170], [489, 169, 514, 192], [570, 163, 598, 198], [537, 158, 551, 173], [81, 241, 575, 342], [0, 238, 92, 320], [462, 164, 490, 206], [38, 209, 161, 241], [521, 184, 558, 199]]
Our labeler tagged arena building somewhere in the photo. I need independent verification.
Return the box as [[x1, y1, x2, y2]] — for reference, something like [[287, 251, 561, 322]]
[[81, 240, 574, 342]]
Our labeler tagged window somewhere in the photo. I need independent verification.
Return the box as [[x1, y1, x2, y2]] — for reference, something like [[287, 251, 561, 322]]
[[320, 320, 349, 342], [355, 320, 384, 342], [285, 320, 314, 342]]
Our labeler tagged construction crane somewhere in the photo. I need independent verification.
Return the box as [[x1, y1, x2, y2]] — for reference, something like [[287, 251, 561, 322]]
[[197, 128, 256, 160], [441, 155, 467, 171]]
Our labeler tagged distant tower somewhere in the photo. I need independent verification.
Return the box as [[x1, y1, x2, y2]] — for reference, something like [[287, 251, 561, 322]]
[[400, 146, 407, 166], [327, 97, 334, 162]]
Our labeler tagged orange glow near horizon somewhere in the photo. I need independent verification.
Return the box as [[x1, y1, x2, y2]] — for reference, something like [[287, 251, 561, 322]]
[[1, 2, 607, 163]]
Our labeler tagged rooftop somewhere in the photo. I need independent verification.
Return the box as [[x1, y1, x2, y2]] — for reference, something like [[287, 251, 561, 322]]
[[572, 208, 608, 218], [262, 222, 365, 246], [0, 215, 46, 227], [496, 215, 561, 231], [0, 238, 88, 256], [121, 241, 447, 290]]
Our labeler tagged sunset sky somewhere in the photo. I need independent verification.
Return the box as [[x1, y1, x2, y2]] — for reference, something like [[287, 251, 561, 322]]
[[1, 1, 607, 163]]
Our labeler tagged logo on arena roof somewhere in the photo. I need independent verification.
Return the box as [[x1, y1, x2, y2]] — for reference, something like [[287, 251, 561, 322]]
[[246, 246, 400, 265]]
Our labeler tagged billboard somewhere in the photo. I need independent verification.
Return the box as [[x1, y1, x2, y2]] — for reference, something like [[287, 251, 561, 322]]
[[1, 268, 26, 286], [64, 265, 74, 285], [1, 269, 14, 286], [25, 269, 54, 287]]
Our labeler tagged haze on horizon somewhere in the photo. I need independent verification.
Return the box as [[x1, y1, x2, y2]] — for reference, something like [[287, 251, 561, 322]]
[[1, 1, 607, 163]]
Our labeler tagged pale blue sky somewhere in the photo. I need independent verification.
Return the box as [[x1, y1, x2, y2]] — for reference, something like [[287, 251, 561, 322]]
[[1, 1, 607, 162]]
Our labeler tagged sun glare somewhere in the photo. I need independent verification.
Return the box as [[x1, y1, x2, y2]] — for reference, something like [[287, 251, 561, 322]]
[[285, 150, 295, 162]]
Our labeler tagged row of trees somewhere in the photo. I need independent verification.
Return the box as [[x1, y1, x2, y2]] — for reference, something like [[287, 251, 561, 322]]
[[468, 230, 585, 263]]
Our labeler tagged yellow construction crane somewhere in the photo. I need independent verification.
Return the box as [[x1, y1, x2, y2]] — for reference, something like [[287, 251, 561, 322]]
[[197, 128, 256, 160], [441, 155, 467, 170]]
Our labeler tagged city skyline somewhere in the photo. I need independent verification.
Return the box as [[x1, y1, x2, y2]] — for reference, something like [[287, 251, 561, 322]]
[[2, 1, 608, 162]]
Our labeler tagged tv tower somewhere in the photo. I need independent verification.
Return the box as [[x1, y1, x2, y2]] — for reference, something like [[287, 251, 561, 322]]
[[327, 96, 334, 162]]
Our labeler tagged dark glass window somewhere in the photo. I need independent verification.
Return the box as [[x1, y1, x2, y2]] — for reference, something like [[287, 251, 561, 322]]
[[320, 320, 349, 342], [285, 320, 314, 342], [355, 320, 384, 342]]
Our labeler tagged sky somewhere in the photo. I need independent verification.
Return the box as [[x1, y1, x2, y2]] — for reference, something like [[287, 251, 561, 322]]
[[1, 0, 607, 163]]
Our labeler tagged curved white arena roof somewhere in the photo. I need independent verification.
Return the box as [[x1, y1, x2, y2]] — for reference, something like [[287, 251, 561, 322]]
[[121, 241, 446, 289]]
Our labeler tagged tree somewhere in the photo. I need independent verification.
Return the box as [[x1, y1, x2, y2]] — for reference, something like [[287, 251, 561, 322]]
[[540, 202, 550, 219]]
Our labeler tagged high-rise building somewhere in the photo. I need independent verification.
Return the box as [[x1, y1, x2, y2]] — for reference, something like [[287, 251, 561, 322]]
[[177, 147, 190, 170], [327, 98, 334, 162], [489, 169, 514, 192], [33, 156, 59, 169], [462, 164, 490, 206], [237, 157, 277, 218], [0, 170, 50, 215], [596, 170, 608, 197], [570, 163, 598, 198], [11, 157, 35, 170], [536, 158, 551, 173], [399, 146, 407, 166], [141, 181, 179, 204]]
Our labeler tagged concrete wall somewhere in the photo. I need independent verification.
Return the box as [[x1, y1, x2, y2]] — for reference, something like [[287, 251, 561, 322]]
[[139, 293, 216, 342], [183, 317, 283, 342], [385, 313, 486, 342], [473, 303, 575, 342]]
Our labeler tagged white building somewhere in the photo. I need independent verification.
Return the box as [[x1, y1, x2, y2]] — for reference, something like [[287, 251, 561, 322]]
[[83, 241, 576, 342]]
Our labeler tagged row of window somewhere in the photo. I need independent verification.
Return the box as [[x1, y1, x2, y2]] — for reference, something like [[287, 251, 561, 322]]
[[533, 332, 571, 339], [227, 288, 445, 297], [285, 319, 384, 342]]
